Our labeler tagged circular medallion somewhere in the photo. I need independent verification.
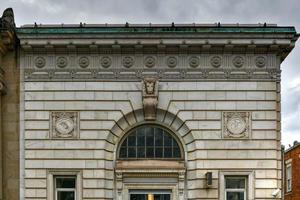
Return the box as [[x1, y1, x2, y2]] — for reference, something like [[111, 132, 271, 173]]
[[227, 116, 246, 136], [56, 56, 68, 68], [210, 56, 222, 68], [35, 56, 46, 68], [166, 56, 177, 68], [144, 56, 156, 68], [189, 56, 200, 68], [232, 56, 244, 68], [255, 56, 266, 68], [100, 56, 112, 68], [78, 56, 89, 68], [55, 118, 74, 137], [122, 56, 134, 68]]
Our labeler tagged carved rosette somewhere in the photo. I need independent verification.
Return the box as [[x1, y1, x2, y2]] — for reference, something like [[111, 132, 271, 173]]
[[144, 56, 156, 68], [189, 56, 200, 68], [255, 56, 266, 68], [56, 56, 68, 68], [34, 56, 46, 68], [232, 56, 244, 68], [142, 77, 159, 120], [50, 111, 79, 139], [78, 56, 89, 68], [100, 56, 112, 68], [210, 56, 222, 68], [223, 112, 251, 139], [122, 56, 134, 68], [166, 56, 177, 68]]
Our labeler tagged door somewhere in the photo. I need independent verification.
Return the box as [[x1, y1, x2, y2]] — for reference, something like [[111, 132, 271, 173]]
[[129, 190, 171, 200]]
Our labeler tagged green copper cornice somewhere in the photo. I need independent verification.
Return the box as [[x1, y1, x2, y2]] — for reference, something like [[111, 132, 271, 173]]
[[16, 26, 297, 35]]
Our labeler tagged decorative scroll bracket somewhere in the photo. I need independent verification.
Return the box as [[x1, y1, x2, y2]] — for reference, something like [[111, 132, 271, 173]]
[[142, 77, 159, 121]]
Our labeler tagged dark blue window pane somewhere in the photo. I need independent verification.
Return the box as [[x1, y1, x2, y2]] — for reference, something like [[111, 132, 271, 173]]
[[57, 191, 75, 200], [128, 147, 136, 158], [146, 147, 154, 158], [164, 133, 172, 146], [146, 127, 154, 146], [120, 147, 127, 158], [173, 147, 180, 158], [155, 147, 163, 158], [128, 133, 136, 147], [226, 192, 244, 200], [164, 147, 172, 157], [137, 130, 145, 147], [155, 128, 163, 146], [137, 147, 145, 158], [56, 177, 75, 188]]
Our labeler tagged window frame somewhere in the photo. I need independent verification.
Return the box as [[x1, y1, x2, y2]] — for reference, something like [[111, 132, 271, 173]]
[[117, 124, 183, 160], [286, 163, 292, 192], [47, 170, 82, 200], [219, 171, 254, 200]]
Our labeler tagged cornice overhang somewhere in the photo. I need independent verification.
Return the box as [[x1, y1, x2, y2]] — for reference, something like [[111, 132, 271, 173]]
[[17, 31, 298, 61]]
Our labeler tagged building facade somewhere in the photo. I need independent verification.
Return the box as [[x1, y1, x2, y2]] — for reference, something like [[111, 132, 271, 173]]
[[16, 23, 298, 200], [0, 7, 296, 200], [284, 142, 300, 200]]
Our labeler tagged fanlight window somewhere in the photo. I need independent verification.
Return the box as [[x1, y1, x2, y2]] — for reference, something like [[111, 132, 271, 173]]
[[119, 126, 181, 159]]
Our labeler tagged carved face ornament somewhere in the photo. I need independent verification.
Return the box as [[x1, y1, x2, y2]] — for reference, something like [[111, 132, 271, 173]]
[[145, 81, 155, 94]]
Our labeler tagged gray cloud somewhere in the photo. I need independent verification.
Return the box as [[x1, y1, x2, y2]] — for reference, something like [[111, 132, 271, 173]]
[[1, 0, 300, 147]]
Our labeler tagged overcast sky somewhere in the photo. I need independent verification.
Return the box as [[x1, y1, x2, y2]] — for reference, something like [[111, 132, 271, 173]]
[[1, 0, 300, 147]]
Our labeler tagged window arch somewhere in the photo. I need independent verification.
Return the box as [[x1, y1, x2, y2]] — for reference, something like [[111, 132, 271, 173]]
[[118, 125, 182, 159]]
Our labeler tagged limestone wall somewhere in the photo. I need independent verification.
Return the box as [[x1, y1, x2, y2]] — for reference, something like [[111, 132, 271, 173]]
[[21, 79, 281, 199]]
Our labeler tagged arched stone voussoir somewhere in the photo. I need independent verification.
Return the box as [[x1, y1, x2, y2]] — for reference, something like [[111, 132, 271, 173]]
[[108, 108, 196, 158]]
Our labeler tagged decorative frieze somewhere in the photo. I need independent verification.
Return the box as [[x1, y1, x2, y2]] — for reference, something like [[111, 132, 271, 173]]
[[50, 111, 79, 139], [22, 53, 279, 81], [222, 112, 251, 139], [24, 54, 276, 70]]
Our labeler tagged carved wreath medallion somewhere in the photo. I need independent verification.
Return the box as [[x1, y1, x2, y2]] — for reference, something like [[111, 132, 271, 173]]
[[223, 112, 251, 138], [122, 56, 134, 68], [56, 56, 68, 68], [189, 56, 200, 68], [50, 111, 79, 139], [210, 56, 222, 68], [144, 56, 156, 68], [255, 56, 266, 68], [78, 56, 89, 68], [100, 56, 112, 68], [35, 56, 46, 68], [232, 56, 244, 68], [166, 56, 177, 68]]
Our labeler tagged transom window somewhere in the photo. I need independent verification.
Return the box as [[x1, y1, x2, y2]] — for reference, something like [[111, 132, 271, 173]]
[[119, 126, 181, 159]]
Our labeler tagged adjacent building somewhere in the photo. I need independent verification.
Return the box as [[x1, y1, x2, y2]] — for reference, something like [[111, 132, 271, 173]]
[[0, 8, 20, 200], [284, 141, 300, 200]]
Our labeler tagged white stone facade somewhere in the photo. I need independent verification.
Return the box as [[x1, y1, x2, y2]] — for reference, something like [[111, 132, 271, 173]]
[[17, 24, 298, 200]]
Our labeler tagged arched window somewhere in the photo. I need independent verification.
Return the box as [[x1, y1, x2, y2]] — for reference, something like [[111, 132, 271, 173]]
[[119, 126, 182, 159]]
